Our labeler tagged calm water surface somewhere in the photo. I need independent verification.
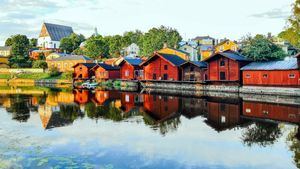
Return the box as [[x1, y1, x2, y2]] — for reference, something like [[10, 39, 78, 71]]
[[0, 86, 299, 169]]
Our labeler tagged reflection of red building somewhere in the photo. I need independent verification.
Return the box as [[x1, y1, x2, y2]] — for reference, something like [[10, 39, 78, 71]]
[[120, 93, 143, 113], [93, 90, 121, 106], [73, 90, 91, 104], [205, 98, 242, 132], [242, 101, 300, 124], [143, 94, 180, 122], [181, 97, 207, 119]]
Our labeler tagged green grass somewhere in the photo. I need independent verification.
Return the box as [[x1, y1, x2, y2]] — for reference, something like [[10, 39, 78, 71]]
[[0, 74, 11, 79], [16, 73, 51, 79]]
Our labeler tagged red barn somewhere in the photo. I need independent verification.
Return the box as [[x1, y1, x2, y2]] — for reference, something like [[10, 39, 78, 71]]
[[73, 63, 98, 79], [204, 50, 250, 84], [93, 63, 120, 80], [241, 57, 300, 87], [119, 58, 143, 80], [141, 53, 186, 81], [180, 61, 207, 82]]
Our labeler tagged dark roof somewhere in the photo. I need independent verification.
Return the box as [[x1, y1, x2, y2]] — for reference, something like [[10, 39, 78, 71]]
[[192, 61, 208, 68], [205, 50, 250, 62], [158, 53, 187, 66], [193, 36, 215, 41], [52, 54, 92, 61], [98, 63, 120, 70], [79, 63, 98, 68], [44, 23, 73, 41], [124, 58, 143, 66], [241, 57, 298, 70]]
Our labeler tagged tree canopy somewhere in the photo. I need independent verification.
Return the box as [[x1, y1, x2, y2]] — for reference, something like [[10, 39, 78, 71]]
[[83, 35, 109, 59], [59, 33, 85, 54], [279, 0, 300, 48], [7, 34, 32, 68], [240, 34, 286, 61]]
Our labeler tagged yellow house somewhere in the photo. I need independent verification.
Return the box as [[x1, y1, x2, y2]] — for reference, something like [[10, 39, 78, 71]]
[[0, 46, 11, 68], [158, 47, 190, 60], [215, 40, 238, 53], [199, 45, 214, 61]]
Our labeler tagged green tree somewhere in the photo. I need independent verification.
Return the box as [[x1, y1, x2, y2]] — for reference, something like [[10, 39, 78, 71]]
[[106, 35, 123, 57], [5, 37, 13, 46], [122, 30, 143, 47], [29, 38, 37, 48], [7, 34, 31, 68], [241, 34, 286, 61], [32, 60, 48, 70], [60, 33, 85, 54], [140, 26, 182, 56], [279, 0, 300, 48], [83, 35, 109, 59]]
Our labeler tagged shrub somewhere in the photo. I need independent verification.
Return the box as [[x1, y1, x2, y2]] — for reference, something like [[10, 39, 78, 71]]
[[49, 67, 61, 77]]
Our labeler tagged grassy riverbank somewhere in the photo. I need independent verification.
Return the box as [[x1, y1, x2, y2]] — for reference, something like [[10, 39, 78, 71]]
[[0, 72, 72, 80]]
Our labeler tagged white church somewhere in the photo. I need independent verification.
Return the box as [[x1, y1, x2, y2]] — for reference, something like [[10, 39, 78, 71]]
[[37, 23, 74, 49]]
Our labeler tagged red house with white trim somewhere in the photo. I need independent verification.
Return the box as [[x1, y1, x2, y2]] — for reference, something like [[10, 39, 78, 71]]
[[119, 58, 143, 80]]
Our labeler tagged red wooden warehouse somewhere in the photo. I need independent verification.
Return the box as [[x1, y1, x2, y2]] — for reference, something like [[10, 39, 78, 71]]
[[119, 58, 143, 80], [73, 63, 98, 80], [204, 50, 250, 84], [92, 63, 120, 80], [141, 52, 186, 81], [180, 61, 207, 82], [241, 57, 300, 87]]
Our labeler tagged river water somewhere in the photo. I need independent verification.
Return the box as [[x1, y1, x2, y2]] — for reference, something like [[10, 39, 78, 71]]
[[0, 86, 299, 169]]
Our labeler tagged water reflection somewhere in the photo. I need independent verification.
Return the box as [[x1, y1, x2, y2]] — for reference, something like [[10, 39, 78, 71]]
[[0, 87, 300, 168]]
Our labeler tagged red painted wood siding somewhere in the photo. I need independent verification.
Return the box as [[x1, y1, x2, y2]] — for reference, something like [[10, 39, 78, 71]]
[[243, 101, 300, 123], [207, 56, 242, 81], [120, 62, 135, 80], [74, 64, 90, 79], [95, 67, 120, 80], [143, 56, 180, 81], [73, 90, 90, 104], [242, 70, 300, 86]]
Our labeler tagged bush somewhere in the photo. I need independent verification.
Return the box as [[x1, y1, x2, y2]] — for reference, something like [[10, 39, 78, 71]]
[[49, 67, 61, 77], [32, 60, 48, 69], [61, 72, 73, 80]]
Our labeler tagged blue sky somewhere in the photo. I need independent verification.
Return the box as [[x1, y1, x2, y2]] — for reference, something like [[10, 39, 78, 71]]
[[0, 0, 295, 45]]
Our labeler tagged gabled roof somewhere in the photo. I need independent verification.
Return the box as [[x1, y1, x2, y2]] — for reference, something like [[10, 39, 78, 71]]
[[74, 63, 98, 68], [51, 54, 92, 61], [204, 50, 250, 62], [241, 57, 298, 70], [44, 23, 73, 41], [181, 61, 207, 68], [98, 63, 120, 70], [193, 36, 215, 41], [141, 53, 187, 67], [122, 58, 143, 66]]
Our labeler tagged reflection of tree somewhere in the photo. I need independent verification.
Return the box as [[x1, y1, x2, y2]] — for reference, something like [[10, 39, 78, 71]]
[[242, 122, 282, 147], [86, 102, 124, 122], [6, 95, 30, 122], [37, 94, 47, 105], [287, 126, 300, 169], [59, 103, 84, 121]]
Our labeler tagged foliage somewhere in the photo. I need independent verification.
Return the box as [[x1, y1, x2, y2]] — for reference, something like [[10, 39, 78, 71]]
[[287, 127, 300, 168], [72, 48, 85, 55], [83, 35, 109, 59], [5, 38, 12, 46], [49, 67, 61, 77], [140, 26, 182, 56], [30, 38, 38, 48], [0, 74, 11, 79], [106, 35, 123, 57], [32, 60, 48, 69], [60, 72, 73, 80], [6, 95, 30, 122], [241, 122, 282, 147], [60, 33, 85, 54], [7, 34, 32, 68], [16, 73, 50, 79], [278, 0, 300, 48], [240, 34, 286, 61]]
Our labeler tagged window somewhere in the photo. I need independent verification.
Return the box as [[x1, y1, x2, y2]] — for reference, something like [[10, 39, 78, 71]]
[[263, 74, 268, 78], [153, 73, 157, 80], [125, 70, 129, 77], [246, 74, 251, 78], [190, 74, 195, 81], [220, 72, 226, 80], [163, 74, 168, 80], [221, 116, 226, 123], [164, 65, 168, 70], [289, 74, 295, 78], [220, 60, 225, 67], [190, 66, 194, 72], [125, 95, 130, 102]]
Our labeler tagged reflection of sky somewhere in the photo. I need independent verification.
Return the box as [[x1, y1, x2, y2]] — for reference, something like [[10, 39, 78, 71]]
[[0, 108, 296, 169]]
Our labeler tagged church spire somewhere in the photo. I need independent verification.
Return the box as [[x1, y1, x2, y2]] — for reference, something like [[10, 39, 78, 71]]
[[94, 27, 99, 36]]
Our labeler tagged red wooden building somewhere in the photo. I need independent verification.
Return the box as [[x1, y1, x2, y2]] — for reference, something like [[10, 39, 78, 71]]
[[180, 61, 207, 82], [119, 58, 143, 80], [241, 57, 300, 87], [141, 52, 186, 81], [92, 63, 120, 80], [73, 89, 91, 104], [73, 63, 98, 79], [204, 50, 250, 84]]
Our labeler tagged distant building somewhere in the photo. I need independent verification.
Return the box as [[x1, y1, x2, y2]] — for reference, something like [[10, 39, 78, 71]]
[[193, 36, 215, 46], [38, 23, 74, 50], [215, 40, 238, 53], [199, 45, 214, 61], [46, 54, 94, 72], [158, 47, 190, 61], [123, 43, 140, 57], [30, 49, 53, 60], [178, 43, 199, 61], [272, 37, 299, 56], [0, 46, 12, 68]]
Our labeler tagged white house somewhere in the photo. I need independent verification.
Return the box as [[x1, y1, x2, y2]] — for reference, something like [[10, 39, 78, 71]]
[[124, 43, 140, 56], [179, 43, 199, 61], [38, 23, 74, 49]]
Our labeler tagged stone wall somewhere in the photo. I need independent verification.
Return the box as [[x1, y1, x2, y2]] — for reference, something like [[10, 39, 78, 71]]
[[240, 86, 300, 97]]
